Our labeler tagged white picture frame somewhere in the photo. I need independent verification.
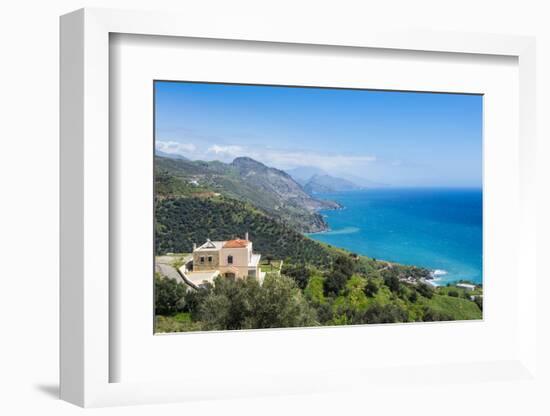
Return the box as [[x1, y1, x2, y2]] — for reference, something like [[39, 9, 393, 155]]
[[60, 8, 538, 408]]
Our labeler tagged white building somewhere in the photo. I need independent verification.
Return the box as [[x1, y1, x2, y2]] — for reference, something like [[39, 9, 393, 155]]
[[456, 283, 476, 291], [180, 233, 265, 288]]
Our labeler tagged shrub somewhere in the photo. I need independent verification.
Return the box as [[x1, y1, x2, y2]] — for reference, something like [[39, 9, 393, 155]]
[[333, 255, 355, 277], [198, 275, 317, 330], [281, 263, 310, 290], [324, 255, 355, 296], [184, 284, 212, 318], [364, 279, 379, 297], [304, 274, 326, 305], [422, 306, 453, 322], [199, 277, 258, 330], [324, 270, 348, 296], [154, 275, 187, 315], [416, 283, 434, 299], [315, 302, 334, 324], [249, 275, 317, 329], [361, 304, 408, 324], [330, 275, 370, 325], [383, 273, 400, 293]]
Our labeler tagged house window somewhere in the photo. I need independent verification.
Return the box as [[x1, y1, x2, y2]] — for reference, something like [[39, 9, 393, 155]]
[[227, 255, 233, 264], [208, 256, 213, 263], [199, 256, 205, 264]]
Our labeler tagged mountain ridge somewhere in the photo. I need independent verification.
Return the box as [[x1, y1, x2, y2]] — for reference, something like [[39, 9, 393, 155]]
[[286, 165, 389, 192], [155, 155, 341, 232], [285, 166, 326, 186]]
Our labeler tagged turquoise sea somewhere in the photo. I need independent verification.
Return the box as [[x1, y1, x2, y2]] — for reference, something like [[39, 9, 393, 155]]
[[308, 189, 483, 285]]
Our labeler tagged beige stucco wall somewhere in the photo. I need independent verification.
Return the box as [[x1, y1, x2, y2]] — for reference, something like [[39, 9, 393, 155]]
[[217, 266, 259, 279], [219, 247, 249, 266], [191, 243, 260, 279], [219, 246, 250, 278], [193, 250, 219, 271]]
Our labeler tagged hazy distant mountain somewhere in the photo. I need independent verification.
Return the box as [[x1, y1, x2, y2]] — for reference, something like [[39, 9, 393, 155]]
[[304, 174, 363, 194], [155, 150, 189, 161], [285, 166, 327, 186], [287, 165, 388, 191], [230, 157, 340, 213], [338, 173, 389, 189]]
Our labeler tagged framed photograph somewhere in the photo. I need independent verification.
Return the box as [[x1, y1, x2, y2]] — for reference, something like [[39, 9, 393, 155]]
[[60, 8, 538, 408], [152, 81, 484, 333]]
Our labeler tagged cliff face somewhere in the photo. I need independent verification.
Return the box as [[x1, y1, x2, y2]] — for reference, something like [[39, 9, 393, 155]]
[[155, 155, 340, 232], [231, 157, 339, 207]]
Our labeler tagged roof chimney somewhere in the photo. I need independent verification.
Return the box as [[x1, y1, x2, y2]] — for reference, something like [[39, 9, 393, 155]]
[[193, 243, 197, 251], [245, 231, 249, 241]]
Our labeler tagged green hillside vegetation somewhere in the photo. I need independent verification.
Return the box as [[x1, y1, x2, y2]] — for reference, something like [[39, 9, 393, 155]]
[[155, 258, 482, 332], [155, 170, 212, 197], [156, 195, 341, 266], [155, 155, 338, 232], [154, 158, 483, 332], [423, 294, 481, 320]]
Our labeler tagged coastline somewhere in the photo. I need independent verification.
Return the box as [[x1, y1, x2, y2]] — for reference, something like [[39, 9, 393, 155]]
[[309, 197, 344, 234], [305, 189, 483, 286]]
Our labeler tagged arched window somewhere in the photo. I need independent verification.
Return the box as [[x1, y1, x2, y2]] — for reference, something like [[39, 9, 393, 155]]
[[227, 255, 233, 264]]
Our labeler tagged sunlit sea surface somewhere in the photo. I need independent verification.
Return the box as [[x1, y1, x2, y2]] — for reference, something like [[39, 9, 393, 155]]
[[307, 189, 482, 285]]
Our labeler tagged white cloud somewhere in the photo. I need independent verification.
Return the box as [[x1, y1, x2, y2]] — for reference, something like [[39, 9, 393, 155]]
[[207, 144, 245, 157], [156, 139, 376, 173], [261, 149, 376, 170], [206, 143, 375, 171], [156, 140, 196, 155]]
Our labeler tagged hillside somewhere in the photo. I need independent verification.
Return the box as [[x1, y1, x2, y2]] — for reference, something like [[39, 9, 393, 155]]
[[304, 174, 363, 194], [154, 166, 483, 331], [230, 157, 339, 212], [155, 155, 340, 232], [156, 195, 341, 266]]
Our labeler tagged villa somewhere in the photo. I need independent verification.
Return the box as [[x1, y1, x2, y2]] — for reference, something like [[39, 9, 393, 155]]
[[179, 232, 266, 288]]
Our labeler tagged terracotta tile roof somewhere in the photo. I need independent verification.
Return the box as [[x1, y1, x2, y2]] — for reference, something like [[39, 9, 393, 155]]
[[223, 239, 249, 248]]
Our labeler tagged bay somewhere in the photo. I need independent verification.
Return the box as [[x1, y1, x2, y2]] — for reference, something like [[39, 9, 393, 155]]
[[307, 188, 483, 285]]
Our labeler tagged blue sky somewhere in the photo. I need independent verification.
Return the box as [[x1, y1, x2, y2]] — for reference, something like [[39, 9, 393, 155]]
[[155, 81, 482, 187]]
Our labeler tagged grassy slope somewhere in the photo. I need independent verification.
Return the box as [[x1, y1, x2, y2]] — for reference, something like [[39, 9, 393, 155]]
[[424, 294, 482, 320], [156, 312, 202, 332], [327, 273, 481, 321]]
